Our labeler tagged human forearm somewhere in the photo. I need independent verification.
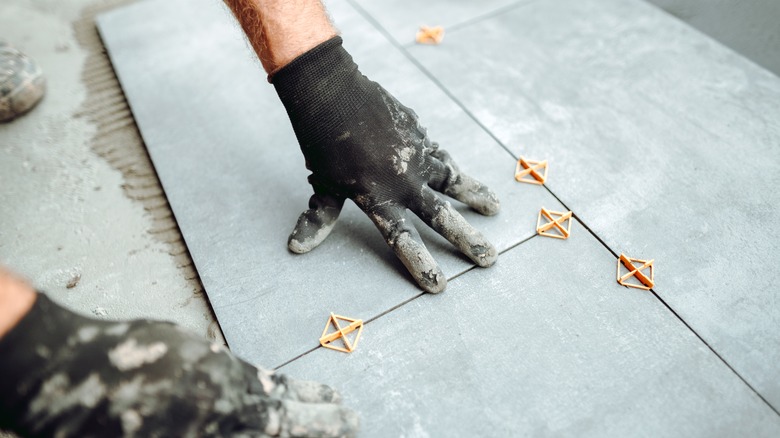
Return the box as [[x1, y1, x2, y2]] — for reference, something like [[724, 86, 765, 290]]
[[222, 0, 337, 74]]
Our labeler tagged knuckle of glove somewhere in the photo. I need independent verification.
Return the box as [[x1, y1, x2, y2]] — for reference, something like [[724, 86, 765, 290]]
[[305, 90, 434, 204]]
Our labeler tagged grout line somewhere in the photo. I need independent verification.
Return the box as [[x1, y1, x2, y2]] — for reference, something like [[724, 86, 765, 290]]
[[347, 0, 517, 160], [400, 0, 537, 48], [348, 0, 780, 416], [515, 131, 780, 416], [362, 234, 536, 327], [573, 217, 780, 416], [275, 346, 320, 370], [517, 126, 780, 415], [445, 0, 536, 33], [646, 291, 780, 415], [275, 234, 539, 370], [540, 167, 780, 415]]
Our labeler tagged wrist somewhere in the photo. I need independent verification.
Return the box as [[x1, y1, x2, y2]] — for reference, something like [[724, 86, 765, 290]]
[[272, 36, 374, 146], [0, 269, 37, 339], [263, 26, 336, 76], [223, 0, 337, 74]]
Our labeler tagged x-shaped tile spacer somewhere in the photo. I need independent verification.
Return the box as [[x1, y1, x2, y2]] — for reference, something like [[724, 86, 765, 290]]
[[616, 254, 655, 290], [319, 313, 364, 353], [536, 207, 572, 239], [515, 157, 548, 184], [416, 26, 445, 45]]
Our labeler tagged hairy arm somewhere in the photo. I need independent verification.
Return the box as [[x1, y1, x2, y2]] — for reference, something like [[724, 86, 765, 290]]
[[224, 0, 499, 294], [222, 0, 337, 74]]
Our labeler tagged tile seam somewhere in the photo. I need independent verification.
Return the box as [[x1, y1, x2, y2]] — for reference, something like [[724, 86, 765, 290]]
[[398, 0, 538, 48], [275, 233, 538, 370], [347, 0, 780, 417], [347, 0, 519, 162]]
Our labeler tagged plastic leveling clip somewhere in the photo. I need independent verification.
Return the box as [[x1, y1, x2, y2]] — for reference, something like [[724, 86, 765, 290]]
[[536, 207, 572, 239], [515, 157, 548, 184], [616, 254, 655, 290], [319, 313, 364, 353]]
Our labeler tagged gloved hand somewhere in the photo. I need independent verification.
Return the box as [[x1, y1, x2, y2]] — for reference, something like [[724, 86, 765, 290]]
[[272, 36, 500, 293], [0, 292, 358, 437]]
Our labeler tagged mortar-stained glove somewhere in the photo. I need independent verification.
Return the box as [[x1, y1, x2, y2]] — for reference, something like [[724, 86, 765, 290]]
[[0, 292, 358, 437], [272, 36, 500, 293]]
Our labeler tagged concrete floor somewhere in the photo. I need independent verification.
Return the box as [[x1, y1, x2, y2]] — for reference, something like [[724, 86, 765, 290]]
[[0, 0, 222, 342]]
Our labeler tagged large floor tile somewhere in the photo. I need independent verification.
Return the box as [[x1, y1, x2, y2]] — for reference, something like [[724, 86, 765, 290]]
[[282, 219, 780, 436], [96, 0, 557, 367], [350, 0, 527, 46], [406, 0, 780, 409]]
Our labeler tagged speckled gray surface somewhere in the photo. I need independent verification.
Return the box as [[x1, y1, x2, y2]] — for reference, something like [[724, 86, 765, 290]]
[[646, 0, 780, 76], [349, 0, 529, 46], [405, 0, 780, 411], [97, 0, 780, 430], [282, 220, 780, 436], [96, 0, 560, 368]]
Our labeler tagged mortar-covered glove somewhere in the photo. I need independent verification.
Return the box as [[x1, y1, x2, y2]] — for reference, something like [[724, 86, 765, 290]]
[[272, 36, 500, 293], [0, 292, 358, 437]]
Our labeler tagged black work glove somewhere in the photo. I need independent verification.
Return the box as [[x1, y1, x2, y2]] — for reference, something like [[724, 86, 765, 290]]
[[272, 36, 500, 293], [0, 293, 358, 437]]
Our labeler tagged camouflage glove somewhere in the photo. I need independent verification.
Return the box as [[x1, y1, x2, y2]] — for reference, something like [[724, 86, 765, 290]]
[[0, 293, 358, 437], [272, 36, 500, 294]]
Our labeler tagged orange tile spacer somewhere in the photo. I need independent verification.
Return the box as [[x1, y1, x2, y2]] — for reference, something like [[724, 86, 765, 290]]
[[616, 254, 655, 290], [536, 207, 572, 239], [416, 26, 445, 45], [319, 313, 364, 353], [515, 157, 548, 185]]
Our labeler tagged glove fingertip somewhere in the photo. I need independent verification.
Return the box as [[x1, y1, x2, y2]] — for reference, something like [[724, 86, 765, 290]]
[[474, 193, 501, 216], [288, 234, 317, 254], [288, 208, 340, 254]]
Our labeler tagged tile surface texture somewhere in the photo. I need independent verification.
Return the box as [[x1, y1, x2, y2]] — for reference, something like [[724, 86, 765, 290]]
[[406, 0, 780, 409], [350, 0, 528, 46], [98, 0, 780, 431], [283, 220, 780, 436], [97, 0, 558, 368]]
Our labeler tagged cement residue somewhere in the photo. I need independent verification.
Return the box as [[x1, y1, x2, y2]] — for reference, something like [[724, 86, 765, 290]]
[[28, 373, 106, 420], [72, 2, 224, 344], [266, 373, 342, 404], [432, 149, 501, 216], [391, 146, 415, 174], [273, 401, 360, 438], [108, 338, 169, 371], [444, 172, 501, 216], [73, 1, 199, 279], [394, 232, 446, 293], [288, 217, 337, 254], [431, 201, 497, 268]]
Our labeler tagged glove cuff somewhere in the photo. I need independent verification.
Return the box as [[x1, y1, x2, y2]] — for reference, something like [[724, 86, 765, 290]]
[[272, 36, 373, 147]]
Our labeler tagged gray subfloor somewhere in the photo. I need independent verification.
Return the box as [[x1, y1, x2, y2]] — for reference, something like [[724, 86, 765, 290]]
[[1, 0, 779, 436], [95, 0, 780, 435], [0, 0, 222, 342]]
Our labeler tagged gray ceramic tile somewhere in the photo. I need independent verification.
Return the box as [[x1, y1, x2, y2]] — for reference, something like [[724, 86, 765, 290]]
[[96, 0, 558, 368], [350, 0, 528, 46], [407, 0, 780, 408], [282, 220, 780, 437]]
